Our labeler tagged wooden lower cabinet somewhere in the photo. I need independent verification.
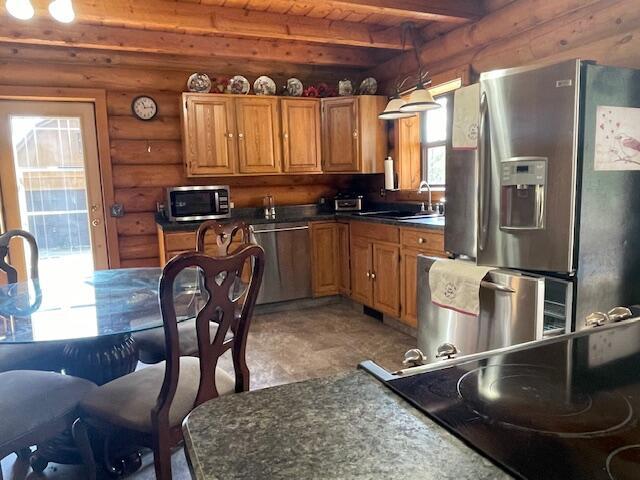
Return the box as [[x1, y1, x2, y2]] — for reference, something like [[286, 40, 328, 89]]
[[337, 222, 350, 295], [350, 236, 373, 305], [372, 242, 401, 317], [400, 249, 421, 327], [310, 222, 340, 297]]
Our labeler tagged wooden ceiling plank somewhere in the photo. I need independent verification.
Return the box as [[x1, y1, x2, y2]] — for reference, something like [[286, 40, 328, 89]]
[[20, 0, 405, 49], [0, 17, 383, 67], [286, 0, 484, 23]]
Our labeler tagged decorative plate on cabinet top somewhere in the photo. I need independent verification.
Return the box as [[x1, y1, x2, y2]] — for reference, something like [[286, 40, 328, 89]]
[[227, 75, 250, 95], [338, 79, 353, 96], [187, 73, 211, 93], [254, 76, 277, 95], [359, 77, 378, 95], [285, 78, 303, 97]]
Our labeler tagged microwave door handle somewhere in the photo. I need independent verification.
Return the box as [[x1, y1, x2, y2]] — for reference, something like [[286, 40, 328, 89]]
[[478, 91, 491, 252], [213, 191, 220, 213]]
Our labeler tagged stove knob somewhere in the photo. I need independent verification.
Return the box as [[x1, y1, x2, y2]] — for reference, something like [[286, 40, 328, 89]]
[[403, 349, 427, 367], [607, 306, 633, 323], [435, 343, 459, 360], [585, 311, 608, 328]]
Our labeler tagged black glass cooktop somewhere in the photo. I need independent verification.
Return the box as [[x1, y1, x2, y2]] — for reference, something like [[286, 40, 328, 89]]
[[387, 320, 640, 480]]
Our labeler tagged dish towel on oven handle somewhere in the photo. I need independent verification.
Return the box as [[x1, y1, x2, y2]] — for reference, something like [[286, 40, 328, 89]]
[[428, 258, 496, 316]]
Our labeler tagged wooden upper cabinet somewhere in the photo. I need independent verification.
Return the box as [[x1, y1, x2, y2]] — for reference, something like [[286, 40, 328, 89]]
[[321, 95, 387, 174], [397, 115, 421, 190], [281, 98, 322, 173], [322, 97, 359, 172], [235, 97, 282, 174], [181, 94, 237, 176]]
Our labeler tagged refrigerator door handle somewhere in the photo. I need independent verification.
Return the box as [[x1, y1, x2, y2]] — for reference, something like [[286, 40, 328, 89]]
[[478, 91, 491, 252], [481, 280, 515, 293]]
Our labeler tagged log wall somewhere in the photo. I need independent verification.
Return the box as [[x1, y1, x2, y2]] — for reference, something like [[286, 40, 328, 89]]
[[0, 49, 357, 267]]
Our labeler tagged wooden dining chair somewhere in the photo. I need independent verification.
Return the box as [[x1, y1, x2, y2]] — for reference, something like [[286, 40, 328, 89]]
[[0, 370, 96, 480], [134, 220, 254, 364], [0, 230, 61, 373], [75, 242, 265, 480]]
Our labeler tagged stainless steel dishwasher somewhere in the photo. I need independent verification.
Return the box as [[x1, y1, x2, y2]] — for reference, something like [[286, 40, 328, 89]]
[[251, 222, 311, 304]]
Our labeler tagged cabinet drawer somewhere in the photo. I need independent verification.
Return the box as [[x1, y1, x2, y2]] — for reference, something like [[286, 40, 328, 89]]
[[164, 232, 197, 252], [350, 221, 399, 244], [401, 228, 444, 253]]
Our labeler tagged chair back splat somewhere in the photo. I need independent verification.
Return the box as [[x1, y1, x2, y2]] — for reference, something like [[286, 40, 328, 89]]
[[196, 220, 253, 256], [152, 244, 264, 432]]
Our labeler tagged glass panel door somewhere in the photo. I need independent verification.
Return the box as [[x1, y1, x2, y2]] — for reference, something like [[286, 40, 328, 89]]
[[0, 101, 108, 286]]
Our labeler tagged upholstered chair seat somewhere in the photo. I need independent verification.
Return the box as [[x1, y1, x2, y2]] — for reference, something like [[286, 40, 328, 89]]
[[80, 357, 234, 432], [0, 370, 96, 469]]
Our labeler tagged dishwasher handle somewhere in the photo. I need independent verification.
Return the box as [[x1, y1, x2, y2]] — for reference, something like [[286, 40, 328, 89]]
[[251, 226, 309, 234]]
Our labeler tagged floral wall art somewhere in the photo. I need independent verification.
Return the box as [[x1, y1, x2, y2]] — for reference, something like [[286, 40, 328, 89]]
[[594, 105, 640, 171]]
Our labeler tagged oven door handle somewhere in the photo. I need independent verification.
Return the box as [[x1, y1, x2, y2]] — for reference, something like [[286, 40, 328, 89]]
[[251, 226, 309, 234]]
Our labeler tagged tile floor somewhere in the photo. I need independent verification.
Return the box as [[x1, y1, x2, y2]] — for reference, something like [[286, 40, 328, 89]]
[[1, 300, 416, 479]]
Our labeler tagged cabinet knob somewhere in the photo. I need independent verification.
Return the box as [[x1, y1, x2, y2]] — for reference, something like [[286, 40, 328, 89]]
[[371, 272, 376, 280], [366, 271, 371, 278], [418, 237, 426, 244], [283, 132, 288, 139], [238, 133, 244, 139], [352, 130, 358, 138], [227, 133, 234, 139], [91, 218, 100, 227]]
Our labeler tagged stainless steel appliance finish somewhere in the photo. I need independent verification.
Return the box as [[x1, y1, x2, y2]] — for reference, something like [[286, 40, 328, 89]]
[[334, 195, 363, 212], [444, 148, 477, 258], [478, 60, 580, 272], [445, 59, 640, 332], [251, 222, 311, 305], [417, 255, 547, 365], [166, 185, 231, 222]]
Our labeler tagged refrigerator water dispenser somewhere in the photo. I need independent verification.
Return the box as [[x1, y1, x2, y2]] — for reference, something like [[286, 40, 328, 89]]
[[500, 157, 547, 230]]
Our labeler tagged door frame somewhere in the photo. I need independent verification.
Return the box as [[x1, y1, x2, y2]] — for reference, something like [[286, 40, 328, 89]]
[[0, 86, 119, 268]]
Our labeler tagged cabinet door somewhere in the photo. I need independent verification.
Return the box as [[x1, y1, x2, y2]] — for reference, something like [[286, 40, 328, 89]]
[[337, 222, 350, 295], [400, 249, 420, 327], [182, 95, 237, 176], [281, 99, 322, 173], [235, 97, 282, 174], [372, 242, 401, 317], [310, 222, 340, 297], [322, 97, 359, 172], [350, 236, 373, 306]]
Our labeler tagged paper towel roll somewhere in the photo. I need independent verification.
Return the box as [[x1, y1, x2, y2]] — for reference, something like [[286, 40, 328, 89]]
[[384, 156, 395, 190]]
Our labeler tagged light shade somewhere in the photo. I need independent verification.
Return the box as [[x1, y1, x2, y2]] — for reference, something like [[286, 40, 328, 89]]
[[6, 0, 35, 20], [399, 85, 440, 113], [48, 0, 75, 23], [378, 97, 416, 120]]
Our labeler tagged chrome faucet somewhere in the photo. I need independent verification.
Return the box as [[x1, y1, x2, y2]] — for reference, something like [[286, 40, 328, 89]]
[[417, 180, 433, 212]]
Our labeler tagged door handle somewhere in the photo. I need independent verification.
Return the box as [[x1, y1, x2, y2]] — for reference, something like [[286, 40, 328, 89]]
[[480, 280, 514, 293], [478, 91, 491, 252]]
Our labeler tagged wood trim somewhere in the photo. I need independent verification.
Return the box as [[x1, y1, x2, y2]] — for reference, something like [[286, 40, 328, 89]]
[[0, 17, 382, 68], [0, 86, 120, 268]]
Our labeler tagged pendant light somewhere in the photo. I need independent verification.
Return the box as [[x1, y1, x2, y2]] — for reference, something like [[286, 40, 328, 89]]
[[399, 69, 439, 113], [48, 0, 75, 23], [379, 22, 440, 119], [6, 0, 35, 20]]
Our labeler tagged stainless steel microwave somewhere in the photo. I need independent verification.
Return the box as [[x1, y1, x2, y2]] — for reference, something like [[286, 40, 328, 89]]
[[166, 186, 231, 222]]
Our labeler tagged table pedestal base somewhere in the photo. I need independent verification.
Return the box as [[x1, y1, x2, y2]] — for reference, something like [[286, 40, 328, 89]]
[[62, 334, 138, 385]]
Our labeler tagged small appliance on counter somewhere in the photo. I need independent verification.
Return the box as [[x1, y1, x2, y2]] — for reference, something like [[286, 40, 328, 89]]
[[333, 192, 363, 212], [166, 185, 231, 222]]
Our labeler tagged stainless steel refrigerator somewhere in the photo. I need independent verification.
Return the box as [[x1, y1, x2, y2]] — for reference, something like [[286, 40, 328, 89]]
[[446, 59, 640, 332]]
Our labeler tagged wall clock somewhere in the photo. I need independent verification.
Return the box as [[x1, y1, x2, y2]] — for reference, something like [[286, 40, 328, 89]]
[[131, 95, 158, 121]]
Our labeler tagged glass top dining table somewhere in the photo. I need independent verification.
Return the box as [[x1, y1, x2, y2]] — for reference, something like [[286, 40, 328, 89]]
[[0, 267, 203, 344]]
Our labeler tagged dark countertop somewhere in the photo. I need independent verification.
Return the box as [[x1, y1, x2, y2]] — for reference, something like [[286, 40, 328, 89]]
[[156, 204, 445, 233], [183, 370, 509, 480]]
